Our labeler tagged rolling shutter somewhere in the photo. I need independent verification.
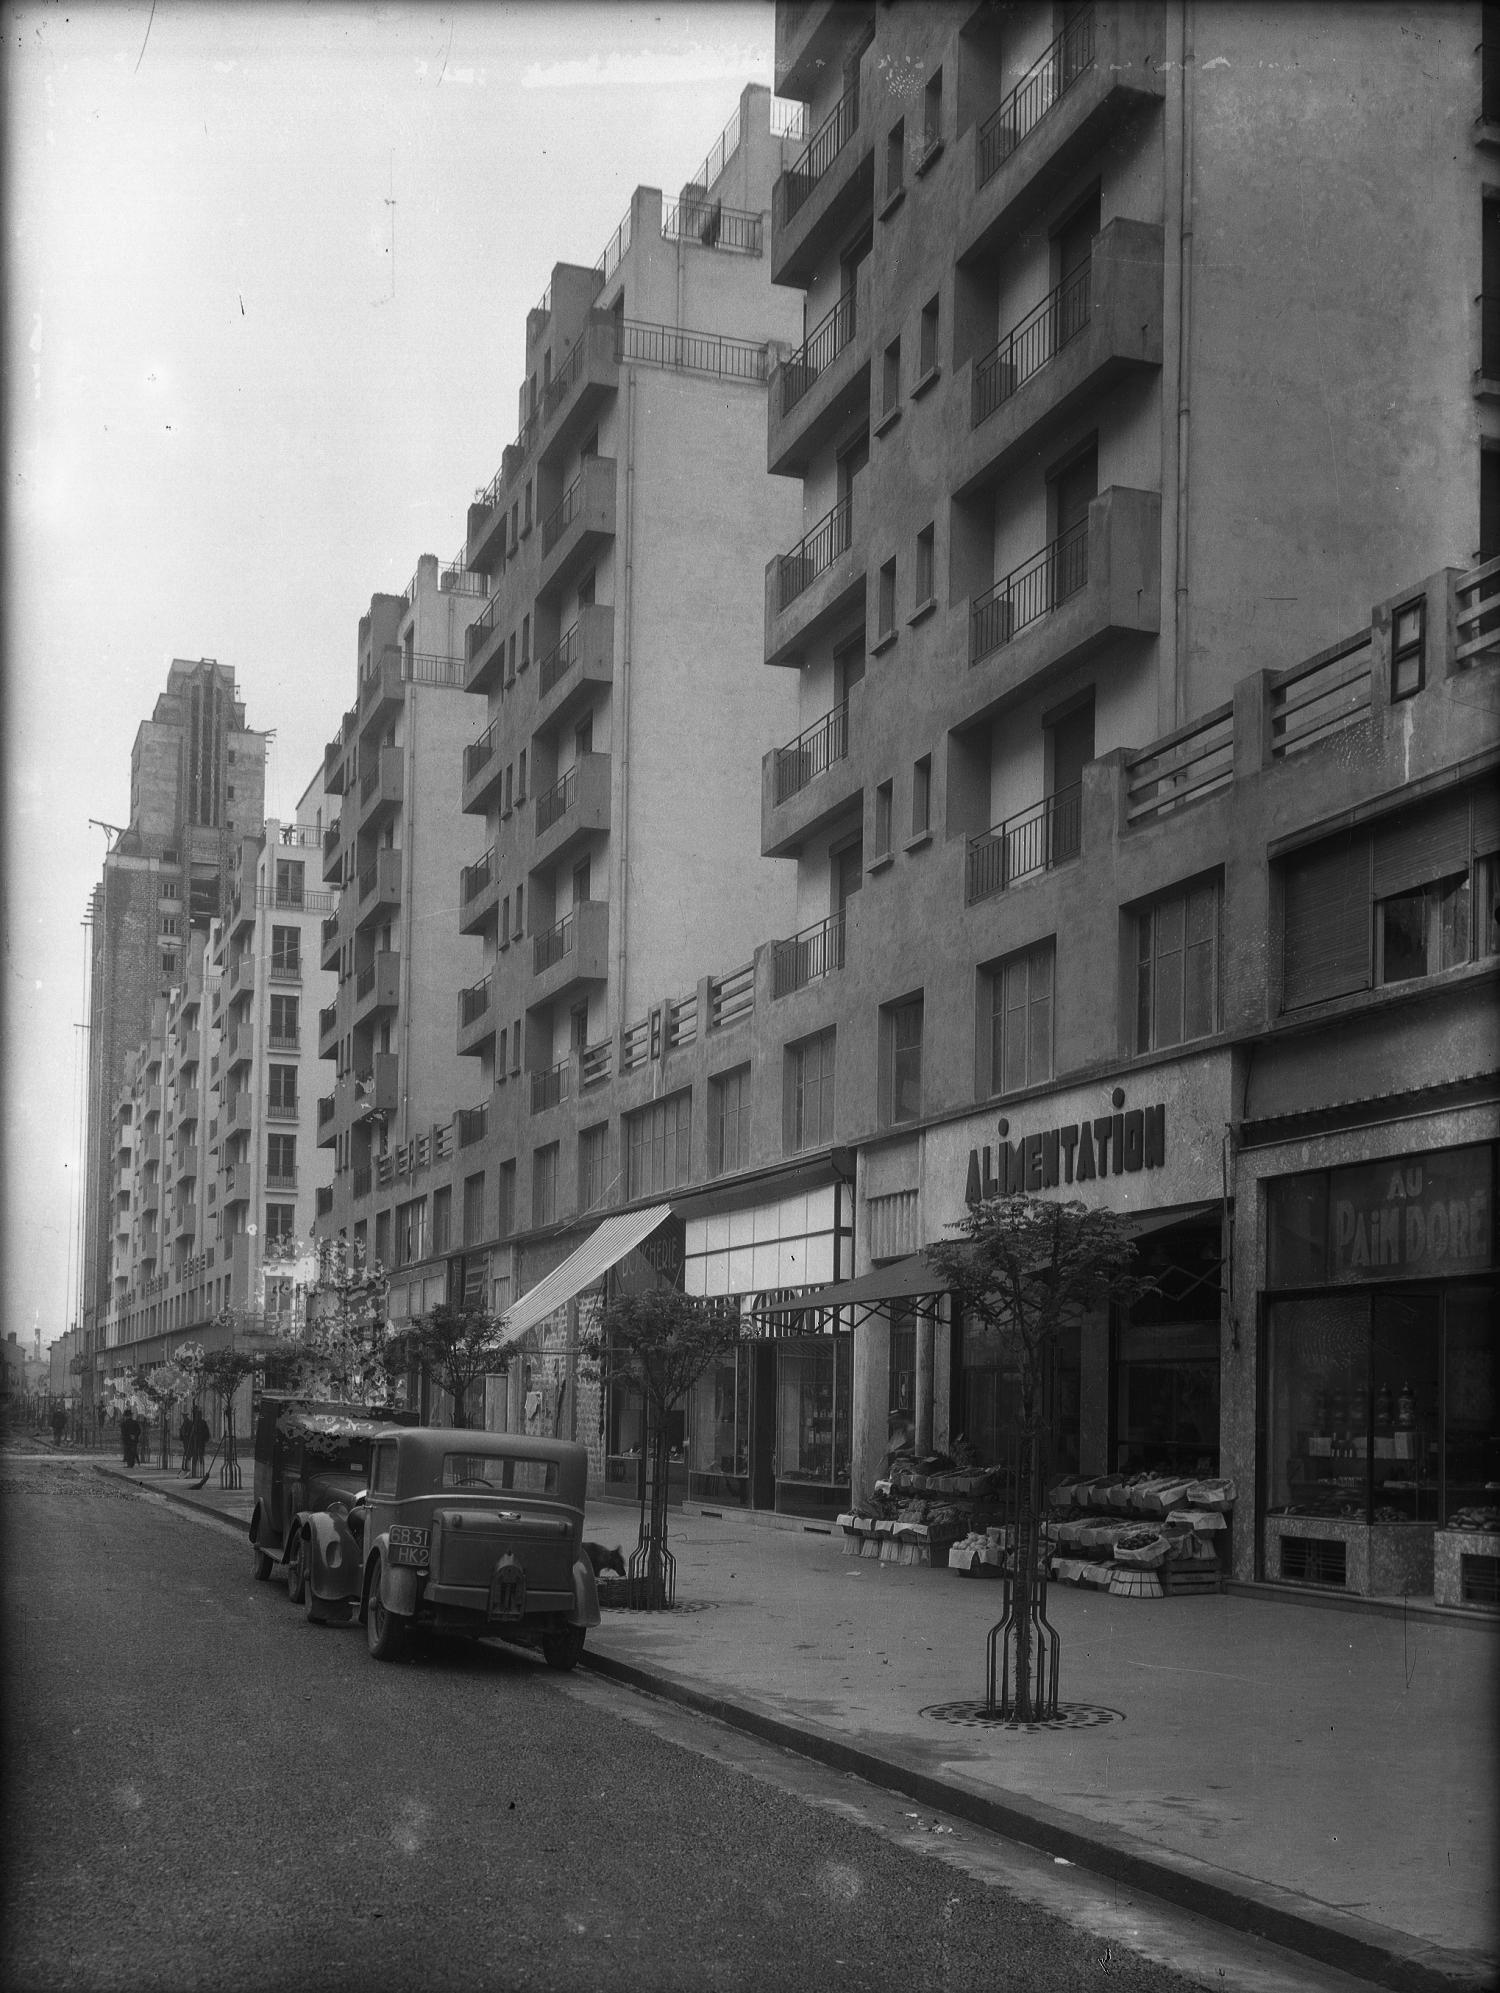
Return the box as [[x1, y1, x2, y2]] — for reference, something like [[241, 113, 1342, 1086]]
[[1372, 791, 1472, 899], [1471, 778, 1500, 857], [1282, 833, 1371, 1009]]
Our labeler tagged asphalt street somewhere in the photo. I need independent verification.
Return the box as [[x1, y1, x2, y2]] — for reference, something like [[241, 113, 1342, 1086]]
[[0, 1455, 1367, 1993]]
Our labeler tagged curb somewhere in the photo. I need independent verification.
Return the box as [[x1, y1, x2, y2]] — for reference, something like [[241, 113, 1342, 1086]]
[[579, 1647, 1497, 1993], [92, 1461, 248, 1536]]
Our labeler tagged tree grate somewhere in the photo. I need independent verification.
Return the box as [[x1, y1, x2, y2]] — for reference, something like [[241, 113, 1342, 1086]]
[[920, 1699, 1125, 1732]]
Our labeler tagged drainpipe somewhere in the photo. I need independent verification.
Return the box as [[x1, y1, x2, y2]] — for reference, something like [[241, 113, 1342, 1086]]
[[614, 368, 636, 1019], [398, 688, 416, 1149]]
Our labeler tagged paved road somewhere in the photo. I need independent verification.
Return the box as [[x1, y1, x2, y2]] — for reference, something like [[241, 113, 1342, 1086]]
[[0, 1457, 1366, 1993]]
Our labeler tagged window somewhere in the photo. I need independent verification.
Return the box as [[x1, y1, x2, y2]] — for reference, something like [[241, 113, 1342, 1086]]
[[834, 633, 865, 702], [578, 1122, 610, 1213], [268, 1064, 297, 1114], [275, 858, 305, 907], [511, 1020, 522, 1075], [988, 941, 1055, 1096], [160, 915, 180, 937], [508, 633, 517, 684], [881, 996, 923, 1126], [914, 523, 935, 607], [918, 294, 940, 377], [624, 1089, 692, 1199], [264, 1203, 295, 1244], [509, 501, 519, 551], [785, 1029, 836, 1152], [881, 337, 901, 419], [517, 749, 527, 799], [375, 1210, 391, 1269], [1135, 878, 1220, 1051], [912, 755, 931, 837], [432, 1185, 452, 1256], [497, 1161, 516, 1238], [514, 885, 524, 935], [874, 780, 893, 858], [521, 613, 531, 667], [1282, 785, 1500, 1008], [498, 1023, 508, 1070], [1391, 598, 1425, 700], [921, 67, 943, 156], [532, 1143, 559, 1227], [504, 764, 514, 815], [708, 1064, 751, 1177], [266, 1133, 296, 1187], [885, 118, 905, 202], [269, 994, 298, 1047], [462, 1172, 486, 1246], [523, 482, 533, 533], [877, 558, 897, 642], [395, 1196, 428, 1269], [500, 897, 510, 948], [270, 926, 300, 975]]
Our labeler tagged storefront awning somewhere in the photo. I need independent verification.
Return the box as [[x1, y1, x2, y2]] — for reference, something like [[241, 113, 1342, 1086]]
[[498, 1203, 674, 1348], [782, 1254, 952, 1323], [1118, 1200, 1222, 1243]]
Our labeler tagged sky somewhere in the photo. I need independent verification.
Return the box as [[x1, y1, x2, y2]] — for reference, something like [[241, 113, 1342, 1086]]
[[4, 0, 779, 1358]]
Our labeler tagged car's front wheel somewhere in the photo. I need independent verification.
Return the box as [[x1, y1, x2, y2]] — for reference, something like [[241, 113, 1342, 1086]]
[[541, 1623, 586, 1672], [366, 1562, 408, 1662], [251, 1540, 273, 1582], [285, 1534, 308, 1606]]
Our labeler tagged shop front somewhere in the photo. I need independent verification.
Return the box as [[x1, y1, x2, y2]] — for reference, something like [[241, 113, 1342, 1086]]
[[1255, 1139, 1498, 1604]]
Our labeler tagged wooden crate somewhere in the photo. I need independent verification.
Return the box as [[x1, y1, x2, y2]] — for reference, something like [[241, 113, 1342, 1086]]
[[1161, 1563, 1222, 1596]]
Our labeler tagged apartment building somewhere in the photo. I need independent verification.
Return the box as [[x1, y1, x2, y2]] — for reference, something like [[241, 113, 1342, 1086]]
[[80, 659, 266, 1404], [315, 556, 490, 1268]]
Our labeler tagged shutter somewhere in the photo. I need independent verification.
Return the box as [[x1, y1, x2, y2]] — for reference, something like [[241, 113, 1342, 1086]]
[[1471, 777, 1500, 857], [1372, 791, 1473, 898], [1282, 834, 1371, 1008]]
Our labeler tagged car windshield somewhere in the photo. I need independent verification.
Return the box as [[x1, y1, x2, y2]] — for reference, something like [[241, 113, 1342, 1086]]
[[304, 1439, 371, 1476], [442, 1454, 557, 1494]]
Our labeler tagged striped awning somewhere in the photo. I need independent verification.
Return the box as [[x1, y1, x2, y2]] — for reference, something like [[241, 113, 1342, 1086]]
[[498, 1203, 674, 1348]]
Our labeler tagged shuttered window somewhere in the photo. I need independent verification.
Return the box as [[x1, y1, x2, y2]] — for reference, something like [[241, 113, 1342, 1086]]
[[1372, 792, 1472, 900], [1282, 835, 1371, 1008]]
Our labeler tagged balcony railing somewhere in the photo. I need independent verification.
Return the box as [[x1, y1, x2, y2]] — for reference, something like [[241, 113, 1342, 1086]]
[[534, 911, 575, 975], [660, 199, 763, 254], [536, 765, 577, 836], [970, 519, 1089, 663], [580, 1041, 612, 1089], [781, 83, 859, 225], [771, 907, 847, 998], [464, 717, 499, 787], [965, 786, 1082, 904], [466, 589, 506, 662], [353, 1167, 372, 1198], [978, 8, 1096, 185], [974, 261, 1092, 424], [542, 470, 587, 555], [781, 291, 856, 416], [531, 1061, 569, 1115], [316, 1185, 334, 1217], [618, 317, 771, 382], [461, 849, 495, 906], [456, 1104, 488, 1148], [709, 961, 754, 1030], [538, 621, 580, 698], [595, 201, 633, 286], [774, 702, 849, 805], [777, 495, 852, 611], [319, 1001, 338, 1039], [318, 1095, 336, 1127], [459, 975, 492, 1028]]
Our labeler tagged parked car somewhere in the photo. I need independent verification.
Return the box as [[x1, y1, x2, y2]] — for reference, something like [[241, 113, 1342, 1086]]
[[343, 1428, 601, 1669], [247, 1396, 414, 1614]]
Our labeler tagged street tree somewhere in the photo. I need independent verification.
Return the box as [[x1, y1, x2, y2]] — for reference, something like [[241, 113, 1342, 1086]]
[[397, 1303, 509, 1429], [923, 1195, 1154, 1720], [291, 1237, 396, 1406], [580, 1289, 739, 1609], [202, 1329, 261, 1474]]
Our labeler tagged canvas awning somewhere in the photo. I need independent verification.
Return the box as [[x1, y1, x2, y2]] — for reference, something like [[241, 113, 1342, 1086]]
[[779, 1253, 951, 1326], [1117, 1200, 1222, 1243], [498, 1203, 674, 1349]]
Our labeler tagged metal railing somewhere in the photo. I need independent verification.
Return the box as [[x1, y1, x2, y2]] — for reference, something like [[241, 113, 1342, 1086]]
[[965, 786, 1082, 903], [458, 976, 492, 1029], [318, 1002, 338, 1039], [970, 519, 1089, 664], [770, 97, 809, 141], [781, 83, 859, 225], [978, 8, 1095, 185], [534, 911, 575, 975], [781, 290, 856, 416], [774, 702, 849, 804], [661, 199, 763, 253], [460, 850, 495, 905], [618, 316, 771, 381], [771, 907, 847, 997], [536, 764, 577, 836], [542, 469, 587, 555], [466, 589, 506, 661], [464, 717, 499, 786], [456, 1104, 488, 1148], [684, 102, 741, 206], [596, 203, 633, 286], [974, 262, 1092, 424], [777, 496, 852, 611], [531, 1061, 569, 1115], [538, 621, 580, 698]]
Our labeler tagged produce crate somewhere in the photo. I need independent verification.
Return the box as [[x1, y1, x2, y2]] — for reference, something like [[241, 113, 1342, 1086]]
[[1161, 1563, 1223, 1596]]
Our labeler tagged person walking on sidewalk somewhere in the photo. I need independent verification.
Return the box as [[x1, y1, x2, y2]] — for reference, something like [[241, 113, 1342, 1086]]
[[189, 1408, 209, 1476], [120, 1410, 141, 1469], [179, 1410, 194, 1476], [49, 1404, 66, 1447]]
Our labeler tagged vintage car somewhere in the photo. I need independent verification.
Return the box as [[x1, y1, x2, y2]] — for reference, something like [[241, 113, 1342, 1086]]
[[247, 1396, 415, 1614], [317, 1427, 600, 1669]]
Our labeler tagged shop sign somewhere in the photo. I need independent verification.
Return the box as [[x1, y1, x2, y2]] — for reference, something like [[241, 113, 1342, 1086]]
[[966, 1095, 1166, 1206], [1329, 1149, 1492, 1282]]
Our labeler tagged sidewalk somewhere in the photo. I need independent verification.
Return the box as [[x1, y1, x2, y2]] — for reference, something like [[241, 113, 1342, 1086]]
[[90, 1458, 1497, 1993]]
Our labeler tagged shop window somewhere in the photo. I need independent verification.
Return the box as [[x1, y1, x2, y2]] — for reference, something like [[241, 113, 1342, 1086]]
[[432, 1185, 452, 1257], [956, 1311, 1081, 1473], [889, 1305, 916, 1425], [708, 1064, 751, 1178], [1134, 876, 1220, 1052], [578, 1121, 610, 1214], [623, 1089, 691, 1199], [532, 1144, 559, 1228], [1391, 598, 1425, 700], [688, 1344, 752, 1502], [986, 940, 1054, 1096], [775, 1334, 852, 1516], [879, 995, 923, 1127], [784, 1029, 836, 1153]]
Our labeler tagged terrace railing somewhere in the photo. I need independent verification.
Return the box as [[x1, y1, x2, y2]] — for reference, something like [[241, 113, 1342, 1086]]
[[771, 907, 846, 997], [970, 519, 1089, 664], [781, 84, 859, 226], [774, 702, 849, 805], [973, 261, 1092, 425], [777, 496, 852, 611], [977, 8, 1095, 184], [781, 290, 856, 416], [965, 786, 1082, 904]]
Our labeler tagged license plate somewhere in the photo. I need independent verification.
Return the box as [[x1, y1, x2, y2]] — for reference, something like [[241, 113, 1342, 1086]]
[[487, 1557, 526, 1621]]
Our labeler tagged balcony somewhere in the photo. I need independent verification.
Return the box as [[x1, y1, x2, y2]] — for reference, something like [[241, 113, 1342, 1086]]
[[357, 742, 403, 827], [456, 973, 496, 1058], [224, 1023, 255, 1072], [965, 785, 1082, 905], [533, 752, 611, 869], [966, 486, 1161, 717], [265, 1169, 298, 1195], [962, 3, 1166, 261], [536, 313, 620, 469], [317, 1094, 336, 1147], [535, 603, 614, 733], [530, 898, 609, 1008], [358, 644, 405, 736], [227, 949, 255, 999], [353, 1166, 373, 1199], [354, 848, 402, 930], [775, 0, 871, 101], [318, 1000, 340, 1060], [772, 75, 874, 289], [956, 221, 1164, 498], [351, 950, 401, 1027], [764, 491, 863, 667], [465, 591, 509, 696], [321, 812, 344, 883], [224, 1091, 253, 1137], [320, 909, 342, 972], [768, 266, 870, 479], [316, 1185, 335, 1217], [461, 715, 505, 817], [537, 455, 616, 602], [771, 907, 846, 998], [323, 725, 350, 797], [530, 1059, 570, 1117], [228, 884, 256, 938], [269, 949, 302, 985], [360, 1052, 400, 1118], [761, 698, 862, 861], [458, 848, 501, 937]]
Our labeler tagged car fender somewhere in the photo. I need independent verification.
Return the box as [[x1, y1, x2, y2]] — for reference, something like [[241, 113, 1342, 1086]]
[[302, 1509, 362, 1604], [568, 1556, 601, 1629], [248, 1500, 264, 1548], [362, 1532, 421, 1618]]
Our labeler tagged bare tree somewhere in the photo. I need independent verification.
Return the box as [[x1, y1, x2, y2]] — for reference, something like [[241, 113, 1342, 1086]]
[[396, 1303, 509, 1428]]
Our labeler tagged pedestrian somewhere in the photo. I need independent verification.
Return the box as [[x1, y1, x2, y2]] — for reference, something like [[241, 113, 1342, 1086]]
[[50, 1404, 66, 1447], [189, 1407, 209, 1476], [121, 1409, 141, 1469], [180, 1410, 194, 1476]]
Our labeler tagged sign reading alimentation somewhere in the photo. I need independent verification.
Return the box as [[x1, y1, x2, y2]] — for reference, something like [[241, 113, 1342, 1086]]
[[966, 1086, 1166, 1206]]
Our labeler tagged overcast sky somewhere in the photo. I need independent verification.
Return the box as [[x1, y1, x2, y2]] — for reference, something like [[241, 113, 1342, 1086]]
[[5, 0, 778, 1358]]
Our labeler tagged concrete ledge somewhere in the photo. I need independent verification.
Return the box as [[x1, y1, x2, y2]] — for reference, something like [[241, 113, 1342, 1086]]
[[580, 1644, 1498, 1993], [92, 1461, 249, 1536]]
